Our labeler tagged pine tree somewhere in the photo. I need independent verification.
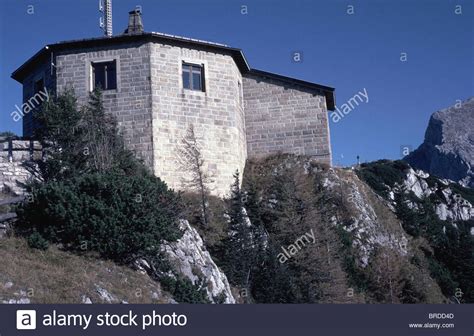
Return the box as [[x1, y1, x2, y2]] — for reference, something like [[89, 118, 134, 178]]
[[30, 88, 143, 182], [32, 88, 86, 180], [222, 171, 258, 296]]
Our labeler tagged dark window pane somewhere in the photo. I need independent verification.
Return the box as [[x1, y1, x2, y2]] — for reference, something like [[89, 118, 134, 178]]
[[192, 72, 202, 91], [92, 60, 116, 90], [106, 62, 117, 89], [182, 63, 204, 91], [93, 65, 106, 90], [182, 67, 191, 89]]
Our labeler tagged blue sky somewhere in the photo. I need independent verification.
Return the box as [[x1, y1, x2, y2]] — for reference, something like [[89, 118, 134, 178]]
[[1, 0, 472, 166]]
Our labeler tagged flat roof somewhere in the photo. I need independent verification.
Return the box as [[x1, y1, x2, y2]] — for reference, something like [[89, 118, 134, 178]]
[[11, 32, 335, 110]]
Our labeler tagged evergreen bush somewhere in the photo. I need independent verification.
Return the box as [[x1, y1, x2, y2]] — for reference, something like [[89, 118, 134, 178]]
[[16, 172, 183, 263]]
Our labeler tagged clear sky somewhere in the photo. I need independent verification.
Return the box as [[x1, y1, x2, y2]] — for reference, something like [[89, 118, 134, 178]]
[[1, 0, 472, 166]]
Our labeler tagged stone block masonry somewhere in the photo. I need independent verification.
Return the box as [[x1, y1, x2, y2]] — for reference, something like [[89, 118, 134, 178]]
[[55, 41, 154, 169], [243, 73, 332, 165], [0, 140, 41, 195], [150, 43, 247, 196]]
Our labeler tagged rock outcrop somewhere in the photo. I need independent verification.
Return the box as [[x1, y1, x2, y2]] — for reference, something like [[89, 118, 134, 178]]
[[400, 168, 474, 222], [254, 156, 409, 268], [161, 220, 235, 304], [322, 168, 408, 267], [404, 97, 474, 188], [357, 160, 474, 226]]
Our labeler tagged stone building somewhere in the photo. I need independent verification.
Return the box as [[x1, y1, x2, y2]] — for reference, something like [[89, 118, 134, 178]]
[[11, 10, 335, 196]]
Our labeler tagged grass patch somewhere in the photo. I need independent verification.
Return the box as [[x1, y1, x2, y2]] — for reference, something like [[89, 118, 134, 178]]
[[0, 236, 174, 303]]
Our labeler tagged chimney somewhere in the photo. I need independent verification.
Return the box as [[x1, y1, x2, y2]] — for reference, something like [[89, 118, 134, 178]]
[[124, 9, 144, 35]]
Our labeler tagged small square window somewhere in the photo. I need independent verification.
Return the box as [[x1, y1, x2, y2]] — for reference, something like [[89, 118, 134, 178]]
[[92, 60, 117, 90], [182, 62, 204, 92]]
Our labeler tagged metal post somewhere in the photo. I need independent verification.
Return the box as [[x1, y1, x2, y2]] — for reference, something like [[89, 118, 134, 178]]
[[7, 138, 13, 162]]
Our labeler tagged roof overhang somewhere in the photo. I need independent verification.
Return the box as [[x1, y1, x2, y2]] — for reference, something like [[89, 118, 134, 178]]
[[11, 32, 250, 82]]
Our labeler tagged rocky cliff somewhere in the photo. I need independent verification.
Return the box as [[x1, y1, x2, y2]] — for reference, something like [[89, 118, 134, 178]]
[[404, 97, 474, 188]]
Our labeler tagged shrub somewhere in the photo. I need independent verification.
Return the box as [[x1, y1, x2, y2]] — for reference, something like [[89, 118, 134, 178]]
[[0, 131, 17, 138], [16, 172, 183, 263], [160, 275, 209, 303], [427, 257, 458, 296], [335, 225, 370, 292], [450, 183, 474, 205], [395, 193, 421, 237], [27, 231, 49, 250], [394, 192, 474, 302], [357, 160, 410, 197]]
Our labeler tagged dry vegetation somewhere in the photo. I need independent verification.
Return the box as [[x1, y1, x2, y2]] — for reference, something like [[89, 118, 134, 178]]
[[0, 236, 173, 304]]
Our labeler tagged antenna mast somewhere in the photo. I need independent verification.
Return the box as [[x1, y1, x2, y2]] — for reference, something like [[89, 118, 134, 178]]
[[99, 0, 113, 37]]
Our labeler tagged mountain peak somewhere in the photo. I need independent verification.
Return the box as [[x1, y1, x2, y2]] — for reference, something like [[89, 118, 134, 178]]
[[405, 97, 474, 188]]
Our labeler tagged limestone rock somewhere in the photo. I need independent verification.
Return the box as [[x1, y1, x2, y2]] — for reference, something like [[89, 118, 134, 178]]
[[405, 97, 474, 188], [401, 168, 473, 222], [95, 285, 117, 303], [161, 220, 235, 303], [2, 289, 31, 304], [3, 298, 30, 304], [324, 169, 408, 267], [3, 281, 13, 289], [81, 295, 92, 304]]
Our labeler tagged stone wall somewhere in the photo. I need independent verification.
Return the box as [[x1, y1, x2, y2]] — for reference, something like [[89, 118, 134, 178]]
[[55, 41, 155, 169], [242, 74, 332, 165], [149, 43, 247, 196], [0, 140, 40, 195]]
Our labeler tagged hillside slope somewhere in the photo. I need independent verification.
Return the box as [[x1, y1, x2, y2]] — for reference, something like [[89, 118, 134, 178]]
[[203, 155, 451, 303], [356, 160, 474, 302], [0, 237, 175, 304]]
